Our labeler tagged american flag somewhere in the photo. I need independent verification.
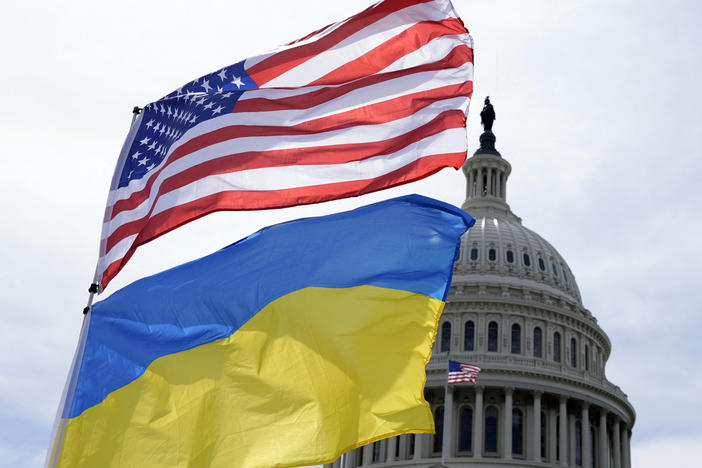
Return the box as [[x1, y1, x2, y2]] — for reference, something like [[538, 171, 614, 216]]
[[447, 360, 481, 384], [95, 0, 474, 291]]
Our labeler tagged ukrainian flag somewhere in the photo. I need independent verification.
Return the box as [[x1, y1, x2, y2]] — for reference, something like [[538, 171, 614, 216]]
[[47, 195, 474, 468]]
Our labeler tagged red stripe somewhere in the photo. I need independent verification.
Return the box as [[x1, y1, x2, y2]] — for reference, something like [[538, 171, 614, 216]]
[[99, 151, 465, 289], [109, 79, 472, 219], [309, 18, 468, 86], [246, 0, 433, 86], [236, 44, 472, 113], [104, 112, 465, 253]]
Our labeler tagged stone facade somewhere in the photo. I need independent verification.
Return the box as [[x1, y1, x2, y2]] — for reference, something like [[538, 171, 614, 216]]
[[324, 132, 635, 468]]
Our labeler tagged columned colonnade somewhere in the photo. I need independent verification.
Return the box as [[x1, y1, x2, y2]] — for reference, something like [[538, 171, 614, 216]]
[[329, 385, 632, 468]]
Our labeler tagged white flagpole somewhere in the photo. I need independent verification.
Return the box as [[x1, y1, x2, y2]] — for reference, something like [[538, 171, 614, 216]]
[[442, 360, 449, 466]]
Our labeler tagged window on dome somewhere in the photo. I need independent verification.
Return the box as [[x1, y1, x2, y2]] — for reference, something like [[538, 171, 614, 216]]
[[356, 447, 364, 466], [512, 408, 524, 455], [488, 321, 499, 352], [408, 434, 415, 457], [575, 421, 582, 466], [506, 250, 514, 263], [433, 406, 444, 453], [562, 264, 569, 283], [540, 411, 547, 459], [441, 322, 451, 353], [552, 263, 558, 276], [511, 324, 521, 354], [470, 248, 479, 261], [554, 332, 561, 363], [585, 345, 590, 371], [485, 406, 499, 454], [570, 338, 577, 368], [533, 327, 543, 358], [538, 258, 546, 271], [372, 441, 381, 462], [464, 321, 475, 351], [523, 253, 531, 267], [395, 435, 401, 458], [458, 406, 473, 452], [488, 248, 496, 261]]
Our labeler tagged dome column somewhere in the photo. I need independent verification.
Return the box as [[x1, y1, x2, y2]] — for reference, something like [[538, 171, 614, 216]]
[[503, 387, 513, 459], [559, 396, 568, 466], [612, 418, 621, 468], [473, 386, 484, 459], [531, 391, 542, 461], [621, 428, 631, 468], [362, 443, 372, 465], [442, 384, 455, 460], [582, 403, 591, 468], [599, 410, 609, 468], [385, 436, 397, 463]]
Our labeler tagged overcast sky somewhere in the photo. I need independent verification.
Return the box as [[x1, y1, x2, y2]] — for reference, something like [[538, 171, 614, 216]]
[[1, 1, 700, 467]]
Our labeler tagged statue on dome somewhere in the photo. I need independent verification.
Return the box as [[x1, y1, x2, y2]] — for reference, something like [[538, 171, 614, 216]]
[[480, 96, 496, 131]]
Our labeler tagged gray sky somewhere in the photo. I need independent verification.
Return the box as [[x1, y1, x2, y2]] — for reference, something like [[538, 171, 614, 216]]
[[1, 1, 700, 467]]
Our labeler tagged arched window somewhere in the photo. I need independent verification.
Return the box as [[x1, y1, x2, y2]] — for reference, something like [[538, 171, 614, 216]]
[[585, 344, 590, 371], [570, 338, 577, 368], [441, 322, 451, 353], [433, 406, 444, 453], [575, 421, 582, 466], [523, 253, 531, 267], [512, 408, 524, 455], [458, 406, 473, 452], [470, 248, 479, 261], [464, 321, 475, 351], [538, 257, 546, 271], [533, 327, 543, 358], [506, 250, 514, 263], [485, 406, 499, 454], [488, 248, 496, 261], [552, 262, 558, 276], [488, 321, 499, 352], [372, 441, 381, 462], [562, 266, 569, 283], [554, 332, 561, 363], [511, 324, 521, 354]]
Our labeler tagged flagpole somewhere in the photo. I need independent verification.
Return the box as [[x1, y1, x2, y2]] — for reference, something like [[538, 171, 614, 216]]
[[442, 360, 449, 467], [82, 106, 142, 315]]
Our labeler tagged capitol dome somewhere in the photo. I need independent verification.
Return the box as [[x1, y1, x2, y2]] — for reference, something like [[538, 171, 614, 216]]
[[325, 114, 635, 468]]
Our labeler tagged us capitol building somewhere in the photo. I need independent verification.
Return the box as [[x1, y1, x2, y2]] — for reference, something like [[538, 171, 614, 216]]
[[325, 101, 635, 468]]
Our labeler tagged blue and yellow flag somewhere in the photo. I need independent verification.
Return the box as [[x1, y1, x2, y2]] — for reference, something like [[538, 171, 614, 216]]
[[48, 195, 474, 468]]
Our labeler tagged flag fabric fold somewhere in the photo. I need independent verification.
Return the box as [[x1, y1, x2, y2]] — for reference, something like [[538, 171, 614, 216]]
[[96, 0, 474, 290], [48, 195, 475, 468]]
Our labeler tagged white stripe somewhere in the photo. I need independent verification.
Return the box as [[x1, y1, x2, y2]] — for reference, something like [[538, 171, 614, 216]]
[[106, 64, 472, 206], [98, 234, 137, 276], [264, 2, 455, 87], [148, 127, 465, 216], [380, 33, 471, 74], [102, 97, 469, 237]]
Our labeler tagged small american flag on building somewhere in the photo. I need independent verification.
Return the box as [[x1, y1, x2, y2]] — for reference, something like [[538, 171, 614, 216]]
[[447, 360, 481, 384], [94, 0, 474, 291]]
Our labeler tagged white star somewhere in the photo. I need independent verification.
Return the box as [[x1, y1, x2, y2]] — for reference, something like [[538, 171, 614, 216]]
[[131, 150, 142, 159], [160, 104, 166, 115], [153, 122, 161, 132], [231, 76, 244, 88], [147, 163, 156, 171], [212, 105, 224, 115], [138, 156, 149, 166], [216, 86, 223, 94], [159, 126, 166, 135], [203, 101, 214, 110], [190, 115, 197, 124], [217, 69, 228, 81], [139, 137, 150, 145], [145, 119, 154, 128], [201, 79, 212, 92], [221, 92, 233, 99], [167, 106, 172, 117], [196, 97, 206, 106], [148, 141, 157, 150]]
